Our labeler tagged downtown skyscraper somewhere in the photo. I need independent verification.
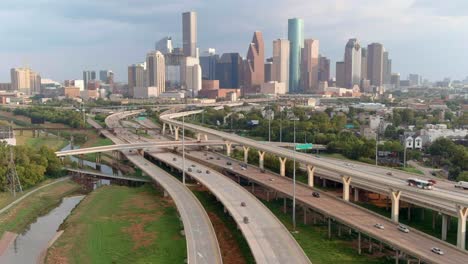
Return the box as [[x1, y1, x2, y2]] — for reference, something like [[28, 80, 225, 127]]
[[182, 12, 197, 57], [344, 38, 361, 88], [243, 31, 265, 95], [301, 39, 319, 93], [367, 43, 384, 87], [272, 39, 290, 92], [181, 11, 201, 97], [146, 51, 166, 96], [288, 18, 304, 93]]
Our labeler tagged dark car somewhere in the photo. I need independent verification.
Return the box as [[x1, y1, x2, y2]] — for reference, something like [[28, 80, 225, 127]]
[[227, 161, 232, 165], [312, 192, 320, 198]]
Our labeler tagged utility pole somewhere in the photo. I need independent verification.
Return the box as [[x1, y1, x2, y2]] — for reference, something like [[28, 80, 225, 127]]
[[5, 147, 22, 197], [292, 116, 299, 232], [182, 115, 186, 185]]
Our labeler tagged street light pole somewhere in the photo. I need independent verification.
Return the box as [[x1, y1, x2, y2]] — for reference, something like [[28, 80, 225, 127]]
[[292, 118, 298, 232], [279, 111, 282, 143], [182, 115, 186, 185]]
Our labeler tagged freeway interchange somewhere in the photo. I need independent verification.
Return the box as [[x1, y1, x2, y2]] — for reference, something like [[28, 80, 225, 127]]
[[56, 105, 468, 264]]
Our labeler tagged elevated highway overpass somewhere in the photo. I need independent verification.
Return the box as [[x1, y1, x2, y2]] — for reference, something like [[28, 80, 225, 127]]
[[160, 109, 468, 250]]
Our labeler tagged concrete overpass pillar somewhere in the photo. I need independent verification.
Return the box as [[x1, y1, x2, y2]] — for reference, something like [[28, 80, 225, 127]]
[[258, 151, 265, 169], [95, 152, 101, 164], [203, 134, 208, 141], [456, 206, 468, 249], [225, 142, 232, 157], [341, 176, 352, 202], [278, 157, 287, 177], [196, 133, 201, 141], [354, 187, 359, 202], [243, 146, 250, 164], [306, 165, 315, 187], [162, 123, 166, 135], [174, 126, 180, 141], [137, 149, 144, 156], [390, 190, 402, 223], [168, 124, 174, 135], [441, 214, 448, 241]]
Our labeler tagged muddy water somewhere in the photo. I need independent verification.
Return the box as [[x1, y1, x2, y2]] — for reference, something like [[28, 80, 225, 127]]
[[61, 144, 123, 176], [0, 196, 84, 264]]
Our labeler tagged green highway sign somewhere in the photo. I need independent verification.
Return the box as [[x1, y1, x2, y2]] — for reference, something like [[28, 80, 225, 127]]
[[295, 143, 313, 150]]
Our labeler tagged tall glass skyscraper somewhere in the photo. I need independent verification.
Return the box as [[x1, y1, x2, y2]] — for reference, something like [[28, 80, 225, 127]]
[[288, 18, 304, 93]]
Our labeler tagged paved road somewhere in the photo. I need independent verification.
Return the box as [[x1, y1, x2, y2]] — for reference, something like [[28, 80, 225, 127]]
[[93, 113, 223, 264], [152, 151, 311, 264], [185, 150, 468, 264], [160, 111, 468, 216]]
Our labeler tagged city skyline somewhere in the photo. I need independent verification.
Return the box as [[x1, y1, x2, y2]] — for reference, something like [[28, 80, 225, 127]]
[[1, 0, 467, 82]]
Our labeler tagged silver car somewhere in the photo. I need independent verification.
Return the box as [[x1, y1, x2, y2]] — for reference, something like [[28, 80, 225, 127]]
[[397, 224, 409, 233], [431, 247, 444, 255]]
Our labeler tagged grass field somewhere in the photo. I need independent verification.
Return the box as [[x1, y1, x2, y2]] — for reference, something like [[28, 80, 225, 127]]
[[0, 180, 81, 237], [263, 199, 393, 264], [396, 166, 424, 175], [46, 185, 186, 264]]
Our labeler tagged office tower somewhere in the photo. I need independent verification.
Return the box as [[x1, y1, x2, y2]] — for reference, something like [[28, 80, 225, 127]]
[[146, 51, 166, 96], [99, 70, 111, 83], [243, 31, 265, 95], [336, 62, 345, 88], [182, 57, 202, 97], [344, 38, 361, 88], [301, 39, 319, 93], [367, 43, 384, 86], [288, 18, 304, 93], [10, 67, 41, 95], [200, 49, 219, 80], [128, 63, 146, 92], [264, 58, 273, 82], [83, 70, 96, 90], [272, 39, 290, 92], [165, 48, 184, 88], [391, 73, 400, 90], [408, 74, 421, 86], [216, 53, 243, 88], [383, 51, 392, 85], [155, 37, 173, 54], [318, 56, 330, 82], [182, 11, 197, 57], [361, 48, 367, 80]]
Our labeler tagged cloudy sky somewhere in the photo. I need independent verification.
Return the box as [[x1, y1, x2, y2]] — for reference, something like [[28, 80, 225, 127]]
[[1, 0, 467, 82]]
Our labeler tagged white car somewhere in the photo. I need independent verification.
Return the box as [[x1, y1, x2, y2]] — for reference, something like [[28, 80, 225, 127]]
[[397, 224, 410, 233], [374, 223, 384, 230], [431, 247, 444, 255]]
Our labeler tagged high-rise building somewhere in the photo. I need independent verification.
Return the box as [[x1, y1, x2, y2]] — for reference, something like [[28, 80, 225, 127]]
[[243, 31, 265, 95], [10, 67, 41, 95], [128, 63, 146, 94], [216, 53, 243, 89], [408, 74, 421, 86], [383, 51, 392, 85], [182, 57, 202, 97], [391, 73, 400, 90], [83, 71, 96, 90], [264, 59, 273, 83], [99, 70, 112, 83], [272, 39, 290, 92], [344, 38, 361, 88], [318, 56, 330, 83], [200, 49, 218, 80], [182, 11, 197, 57], [155, 37, 173, 54], [165, 48, 184, 88], [301, 39, 319, 93], [288, 18, 304, 93], [361, 48, 367, 81], [367, 43, 384, 86], [146, 51, 166, 96], [336, 62, 345, 88]]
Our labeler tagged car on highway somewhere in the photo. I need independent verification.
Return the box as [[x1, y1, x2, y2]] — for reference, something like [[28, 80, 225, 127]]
[[386, 172, 393, 176], [216, 157, 221, 160], [191, 164, 196, 167], [196, 169, 202, 173], [173, 157, 177, 161], [431, 247, 444, 255], [374, 223, 385, 230], [241, 202, 246, 207], [226, 161, 232, 165], [260, 169, 266, 173], [206, 170, 210, 174], [397, 224, 410, 233], [454, 181, 468, 189], [312, 192, 320, 198], [188, 168, 192, 172], [241, 167, 247, 171], [243, 216, 249, 223]]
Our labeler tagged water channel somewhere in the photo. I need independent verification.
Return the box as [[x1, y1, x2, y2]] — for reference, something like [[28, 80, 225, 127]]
[[0, 195, 85, 263]]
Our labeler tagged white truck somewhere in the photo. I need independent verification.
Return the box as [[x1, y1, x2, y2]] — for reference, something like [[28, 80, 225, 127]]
[[455, 181, 468, 190]]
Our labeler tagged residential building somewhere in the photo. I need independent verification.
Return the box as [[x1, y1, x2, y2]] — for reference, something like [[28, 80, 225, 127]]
[[301, 39, 319, 93], [288, 18, 304, 93], [272, 39, 290, 92], [10, 67, 41, 95], [344, 38, 361, 88]]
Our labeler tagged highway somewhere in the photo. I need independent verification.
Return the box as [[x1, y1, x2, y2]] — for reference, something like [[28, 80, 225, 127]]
[[160, 111, 468, 217], [151, 151, 311, 264], [91, 114, 223, 264], [185, 150, 468, 264]]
